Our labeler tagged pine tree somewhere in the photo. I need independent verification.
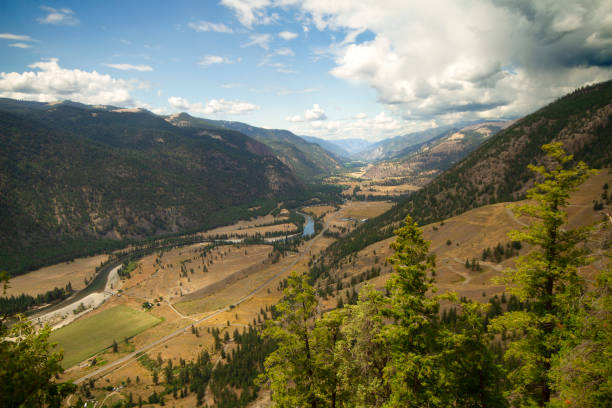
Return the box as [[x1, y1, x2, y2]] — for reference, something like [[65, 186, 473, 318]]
[[0, 316, 76, 407], [259, 272, 320, 407], [336, 285, 391, 407], [490, 142, 597, 406], [383, 215, 444, 407], [550, 260, 612, 407]]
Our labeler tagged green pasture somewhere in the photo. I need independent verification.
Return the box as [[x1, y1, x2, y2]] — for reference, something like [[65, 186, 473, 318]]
[[50, 305, 161, 368]]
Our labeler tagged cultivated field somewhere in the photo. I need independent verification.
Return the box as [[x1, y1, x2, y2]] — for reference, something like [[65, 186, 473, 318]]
[[5, 254, 108, 297], [326, 169, 421, 198], [302, 205, 336, 218], [50, 305, 161, 368], [341, 201, 394, 219]]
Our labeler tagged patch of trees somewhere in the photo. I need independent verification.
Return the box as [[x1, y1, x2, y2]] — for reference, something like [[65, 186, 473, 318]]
[[0, 282, 73, 315], [258, 144, 611, 407], [481, 241, 522, 263], [135, 326, 274, 407], [118, 261, 138, 279], [312, 81, 612, 275]]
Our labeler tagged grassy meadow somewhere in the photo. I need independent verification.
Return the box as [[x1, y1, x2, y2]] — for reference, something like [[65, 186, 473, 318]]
[[50, 305, 162, 368]]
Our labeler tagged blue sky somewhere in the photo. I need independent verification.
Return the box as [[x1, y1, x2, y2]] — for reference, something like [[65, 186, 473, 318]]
[[1, 1, 611, 141]]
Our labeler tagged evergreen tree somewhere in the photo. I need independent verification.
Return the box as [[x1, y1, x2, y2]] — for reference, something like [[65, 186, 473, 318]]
[[259, 272, 320, 407], [0, 316, 76, 407], [311, 309, 345, 408], [550, 261, 612, 407], [383, 215, 445, 407], [336, 285, 391, 407], [490, 143, 597, 406]]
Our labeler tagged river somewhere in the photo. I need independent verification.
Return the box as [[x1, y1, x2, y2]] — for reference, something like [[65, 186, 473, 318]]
[[301, 213, 315, 236]]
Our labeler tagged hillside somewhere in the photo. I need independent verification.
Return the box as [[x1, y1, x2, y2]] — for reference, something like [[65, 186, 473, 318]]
[[166, 113, 344, 181], [362, 121, 509, 185], [0, 100, 300, 275], [323, 79, 612, 266], [355, 126, 456, 162], [299, 135, 352, 160]]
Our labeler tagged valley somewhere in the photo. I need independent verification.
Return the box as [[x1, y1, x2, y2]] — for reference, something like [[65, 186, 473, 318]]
[[1, 79, 611, 408], [11, 199, 391, 406], [7, 166, 608, 407]]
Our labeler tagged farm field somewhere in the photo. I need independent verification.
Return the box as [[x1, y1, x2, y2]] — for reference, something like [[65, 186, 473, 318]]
[[326, 170, 421, 198], [302, 205, 336, 218], [341, 200, 394, 219], [5, 254, 108, 297], [50, 305, 162, 368]]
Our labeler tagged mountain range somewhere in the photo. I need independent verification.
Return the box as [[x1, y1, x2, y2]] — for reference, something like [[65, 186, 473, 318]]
[[362, 121, 510, 185], [323, 79, 612, 265], [165, 113, 344, 181], [0, 100, 301, 275]]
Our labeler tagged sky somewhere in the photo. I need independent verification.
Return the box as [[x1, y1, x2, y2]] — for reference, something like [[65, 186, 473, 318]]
[[1, 1, 611, 142]]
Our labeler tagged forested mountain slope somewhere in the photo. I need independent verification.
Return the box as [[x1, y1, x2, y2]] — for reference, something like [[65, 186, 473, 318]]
[[299, 135, 352, 160], [362, 122, 508, 185], [166, 113, 344, 181], [0, 101, 300, 275], [355, 126, 456, 162], [324, 80, 612, 265]]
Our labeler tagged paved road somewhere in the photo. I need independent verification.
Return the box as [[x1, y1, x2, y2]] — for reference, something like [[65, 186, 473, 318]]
[[73, 214, 330, 385]]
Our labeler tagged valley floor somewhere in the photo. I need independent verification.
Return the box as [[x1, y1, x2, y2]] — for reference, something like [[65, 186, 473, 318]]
[[10, 170, 611, 407]]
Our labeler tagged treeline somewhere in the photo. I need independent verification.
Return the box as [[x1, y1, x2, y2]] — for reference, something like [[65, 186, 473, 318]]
[[481, 241, 521, 263], [0, 282, 73, 315], [128, 326, 274, 407], [259, 145, 611, 407], [313, 80, 612, 277]]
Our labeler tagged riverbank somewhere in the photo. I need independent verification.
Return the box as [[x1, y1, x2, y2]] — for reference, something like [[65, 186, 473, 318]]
[[31, 266, 121, 331]]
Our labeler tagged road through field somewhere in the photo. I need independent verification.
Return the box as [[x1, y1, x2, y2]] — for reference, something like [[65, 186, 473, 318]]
[[73, 211, 336, 385]]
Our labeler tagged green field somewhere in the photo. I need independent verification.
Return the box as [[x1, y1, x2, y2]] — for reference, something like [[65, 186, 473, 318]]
[[50, 305, 161, 368]]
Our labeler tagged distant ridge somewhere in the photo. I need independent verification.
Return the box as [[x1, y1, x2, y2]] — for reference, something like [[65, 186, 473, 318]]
[[324, 79, 612, 265], [0, 99, 300, 275], [165, 113, 344, 181]]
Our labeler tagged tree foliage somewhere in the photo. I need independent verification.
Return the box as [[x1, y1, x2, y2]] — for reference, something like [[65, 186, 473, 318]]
[[0, 316, 75, 407], [490, 142, 598, 406]]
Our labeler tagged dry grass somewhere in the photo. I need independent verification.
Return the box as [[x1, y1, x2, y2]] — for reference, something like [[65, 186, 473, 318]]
[[302, 205, 336, 218], [5, 254, 108, 296], [322, 170, 611, 305], [197, 214, 288, 236], [341, 201, 394, 219]]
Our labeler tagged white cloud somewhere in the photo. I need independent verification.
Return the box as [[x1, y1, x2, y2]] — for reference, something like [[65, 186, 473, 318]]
[[37, 6, 79, 26], [198, 56, 233, 67], [278, 31, 298, 40], [168, 96, 260, 115], [188, 21, 233, 33], [270, 63, 296, 73], [286, 103, 327, 122], [0, 59, 137, 106], [305, 104, 327, 120], [242, 33, 272, 50], [0, 33, 34, 41], [276, 87, 318, 96], [104, 63, 153, 72], [247, 0, 612, 128], [288, 110, 426, 141], [221, 82, 243, 89], [276, 47, 294, 56], [220, 0, 275, 28], [9, 43, 31, 49]]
